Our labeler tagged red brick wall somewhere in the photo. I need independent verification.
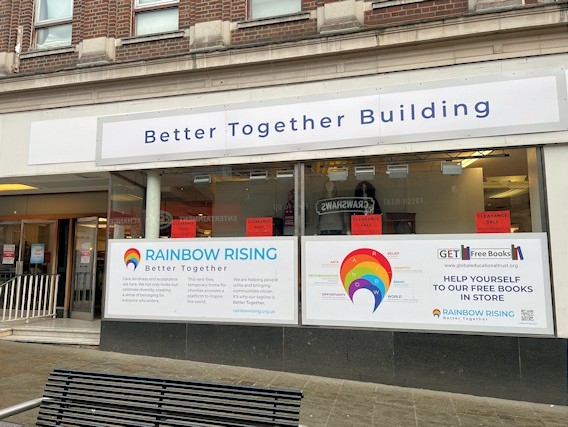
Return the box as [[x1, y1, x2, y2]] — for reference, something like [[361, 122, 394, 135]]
[[13, 1, 34, 54], [192, 0, 223, 23], [115, 37, 189, 62], [366, 0, 468, 26], [0, 1, 12, 52], [0, 0, 528, 75], [229, 0, 247, 22], [115, 0, 133, 39], [18, 52, 79, 74], [232, 19, 319, 46], [79, 0, 110, 39]]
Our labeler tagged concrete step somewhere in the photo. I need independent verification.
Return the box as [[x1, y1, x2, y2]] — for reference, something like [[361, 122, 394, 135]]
[[0, 326, 100, 346]]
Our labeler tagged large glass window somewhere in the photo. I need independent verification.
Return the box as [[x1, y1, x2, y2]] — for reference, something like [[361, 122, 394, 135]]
[[158, 164, 295, 238], [108, 173, 145, 239], [35, 0, 73, 49], [250, 0, 301, 19], [134, 0, 179, 36], [110, 147, 541, 239], [304, 148, 538, 235]]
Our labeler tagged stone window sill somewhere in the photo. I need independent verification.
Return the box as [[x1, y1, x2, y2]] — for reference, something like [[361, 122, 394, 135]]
[[372, 0, 426, 9], [20, 46, 75, 59], [120, 30, 186, 46], [237, 12, 311, 29]]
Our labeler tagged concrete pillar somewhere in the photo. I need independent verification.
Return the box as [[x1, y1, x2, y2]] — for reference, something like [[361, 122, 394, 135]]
[[145, 171, 161, 239]]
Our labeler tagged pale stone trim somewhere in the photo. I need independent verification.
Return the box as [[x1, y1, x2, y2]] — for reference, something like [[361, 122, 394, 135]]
[[20, 46, 75, 59], [237, 12, 311, 29], [190, 20, 231, 50], [0, 52, 15, 75], [372, 0, 427, 9], [318, 0, 365, 33], [119, 30, 186, 46], [78, 37, 117, 64]]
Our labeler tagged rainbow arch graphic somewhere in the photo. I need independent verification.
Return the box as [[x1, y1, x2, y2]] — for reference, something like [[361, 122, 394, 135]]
[[340, 248, 392, 313], [124, 248, 141, 271]]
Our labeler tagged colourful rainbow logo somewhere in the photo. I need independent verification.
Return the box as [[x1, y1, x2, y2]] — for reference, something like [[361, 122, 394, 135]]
[[340, 248, 392, 313], [432, 309, 441, 317], [124, 248, 141, 271]]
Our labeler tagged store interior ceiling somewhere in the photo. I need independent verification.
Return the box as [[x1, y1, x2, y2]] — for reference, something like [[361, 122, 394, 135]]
[[0, 149, 530, 206]]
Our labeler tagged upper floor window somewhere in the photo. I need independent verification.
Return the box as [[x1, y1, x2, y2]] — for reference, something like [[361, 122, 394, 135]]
[[35, 0, 73, 49], [250, 0, 301, 19], [135, 0, 179, 36]]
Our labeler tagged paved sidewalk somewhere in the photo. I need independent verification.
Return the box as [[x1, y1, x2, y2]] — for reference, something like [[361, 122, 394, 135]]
[[1, 340, 567, 426]]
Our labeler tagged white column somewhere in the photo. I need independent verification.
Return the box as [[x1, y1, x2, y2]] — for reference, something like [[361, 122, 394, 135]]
[[145, 171, 161, 239]]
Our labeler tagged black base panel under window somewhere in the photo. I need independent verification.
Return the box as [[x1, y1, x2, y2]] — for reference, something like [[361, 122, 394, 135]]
[[100, 321, 568, 405]]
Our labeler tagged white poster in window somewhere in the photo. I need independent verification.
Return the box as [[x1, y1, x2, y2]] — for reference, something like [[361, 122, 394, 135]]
[[80, 242, 91, 264], [104, 237, 298, 324], [2, 244, 15, 265], [302, 233, 553, 335], [30, 244, 45, 264]]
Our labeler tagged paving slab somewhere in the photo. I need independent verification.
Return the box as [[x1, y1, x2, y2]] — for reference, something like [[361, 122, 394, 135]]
[[0, 340, 567, 426]]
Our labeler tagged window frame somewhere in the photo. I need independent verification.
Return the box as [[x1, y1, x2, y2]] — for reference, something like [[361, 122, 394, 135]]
[[133, 0, 180, 37], [34, 0, 74, 50], [248, 0, 302, 20]]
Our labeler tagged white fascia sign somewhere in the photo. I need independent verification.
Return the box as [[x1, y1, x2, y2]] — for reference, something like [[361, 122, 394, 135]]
[[96, 71, 568, 166]]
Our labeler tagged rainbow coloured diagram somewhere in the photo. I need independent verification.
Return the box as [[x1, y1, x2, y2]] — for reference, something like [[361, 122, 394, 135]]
[[124, 248, 141, 271], [339, 248, 392, 313]]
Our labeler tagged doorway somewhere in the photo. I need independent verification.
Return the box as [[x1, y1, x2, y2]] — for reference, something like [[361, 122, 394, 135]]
[[0, 220, 56, 278], [70, 217, 106, 320], [0, 218, 106, 321]]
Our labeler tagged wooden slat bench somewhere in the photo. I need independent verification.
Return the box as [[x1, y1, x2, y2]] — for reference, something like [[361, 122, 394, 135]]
[[34, 368, 303, 427]]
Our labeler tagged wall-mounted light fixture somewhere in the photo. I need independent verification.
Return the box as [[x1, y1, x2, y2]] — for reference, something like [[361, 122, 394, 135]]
[[327, 166, 348, 181], [193, 174, 212, 184], [250, 171, 268, 181], [354, 165, 375, 180], [441, 161, 463, 175], [386, 164, 408, 179], [276, 170, 294, 179]]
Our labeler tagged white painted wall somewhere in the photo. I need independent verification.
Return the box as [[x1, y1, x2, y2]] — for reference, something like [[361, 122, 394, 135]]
[[543, 145, 568, 338], [1, 55, 568, 179]]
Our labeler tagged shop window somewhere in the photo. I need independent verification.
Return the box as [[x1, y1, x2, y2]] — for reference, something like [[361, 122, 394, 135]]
[[162, 167, 294, 238], [108, 173, 146, 239], [110, 147, 541, 239], [35, 0, 73, 50], [250, 0, 302, 19], [304, 148, 538, 236], [134, 0, 179, 36]]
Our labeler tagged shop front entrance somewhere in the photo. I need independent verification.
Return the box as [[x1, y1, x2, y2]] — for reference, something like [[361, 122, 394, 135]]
[[70, 217, 105, 320], [0, 220, 56, 279], [0, 217, 106, 322]]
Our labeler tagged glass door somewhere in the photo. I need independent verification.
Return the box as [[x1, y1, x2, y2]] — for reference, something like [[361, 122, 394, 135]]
[[0, 221, 56, 281], [22, 221, 56, 275], [71, 217, 99, 320]]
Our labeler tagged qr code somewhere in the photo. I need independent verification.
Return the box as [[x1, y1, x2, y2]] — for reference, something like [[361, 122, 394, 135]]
[[521, 309, 534, 322]]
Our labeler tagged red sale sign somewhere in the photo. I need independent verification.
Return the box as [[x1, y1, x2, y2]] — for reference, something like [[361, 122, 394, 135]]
[[351, 214, 382, 235], [246, 217, 273, 237], [475, 211, 511, 233]]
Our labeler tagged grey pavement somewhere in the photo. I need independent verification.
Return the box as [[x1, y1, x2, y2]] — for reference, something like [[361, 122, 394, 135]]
[[1, 340, 568, 427]]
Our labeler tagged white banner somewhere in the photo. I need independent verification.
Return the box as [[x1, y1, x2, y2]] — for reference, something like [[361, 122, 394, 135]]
[[104, 237, 298, 324], [302, 233, 553, 335], [96, 73, 566, 165]]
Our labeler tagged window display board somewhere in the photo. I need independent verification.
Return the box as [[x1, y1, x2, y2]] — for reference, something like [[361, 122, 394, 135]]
[[104, 237, 298, 324], [302, 233, 553, 335]]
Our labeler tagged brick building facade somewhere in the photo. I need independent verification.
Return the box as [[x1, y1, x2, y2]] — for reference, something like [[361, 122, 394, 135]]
[[1, 0, 568, 406]]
